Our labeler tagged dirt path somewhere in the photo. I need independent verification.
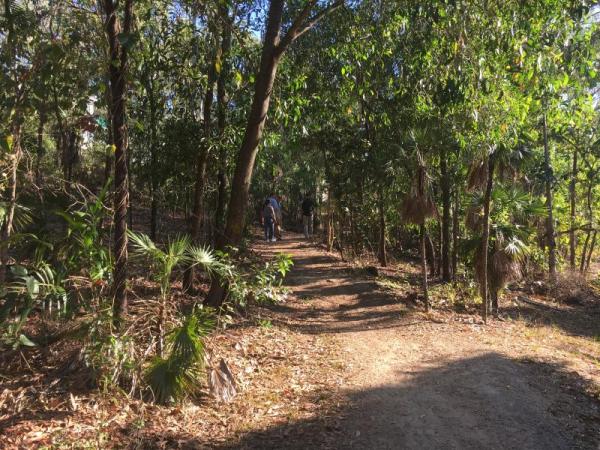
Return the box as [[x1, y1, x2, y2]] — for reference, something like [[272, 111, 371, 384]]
[[243, 233, 600, 450]]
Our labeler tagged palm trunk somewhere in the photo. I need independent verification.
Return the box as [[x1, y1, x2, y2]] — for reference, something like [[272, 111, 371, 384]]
[[104, 0, 133, 321], [569, 149, 578, 269], [543, 114, 557, 281], [452, 189, 459, 281], [420, 224, 429, 311], [440, 147, 451, 281], [480, 156, 495, 323]]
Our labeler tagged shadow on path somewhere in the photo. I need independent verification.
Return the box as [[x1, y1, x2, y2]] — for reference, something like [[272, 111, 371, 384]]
[[136, 354, 599, 449]]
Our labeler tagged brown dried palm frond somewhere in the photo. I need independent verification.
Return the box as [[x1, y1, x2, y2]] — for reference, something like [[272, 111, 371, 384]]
[[401, 194, 438, 225], [467, 160, 487, 192], [401, 160, 438, 225], [474, 245, 521, 292]]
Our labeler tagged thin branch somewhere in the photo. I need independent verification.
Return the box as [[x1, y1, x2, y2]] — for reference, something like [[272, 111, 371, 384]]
[[275, 0, 344, 55]]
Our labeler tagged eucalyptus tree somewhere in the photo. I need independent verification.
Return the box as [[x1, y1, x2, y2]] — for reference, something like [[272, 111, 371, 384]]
[[207, 0, 344, 306]]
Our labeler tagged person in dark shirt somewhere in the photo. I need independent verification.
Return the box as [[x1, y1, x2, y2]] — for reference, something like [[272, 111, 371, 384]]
[[301, 195, 315, 239], [261, 199, 277, 242]]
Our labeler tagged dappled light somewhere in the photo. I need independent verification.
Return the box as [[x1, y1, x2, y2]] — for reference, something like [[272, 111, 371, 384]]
[[2, 0, 600, 447]]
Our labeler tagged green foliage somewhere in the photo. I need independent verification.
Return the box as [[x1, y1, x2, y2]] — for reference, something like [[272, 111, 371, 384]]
[[146, 307, 215, 404], [1, 263, 67, 348], [128, 231, 190, 299], [55, 183, 112, 282]]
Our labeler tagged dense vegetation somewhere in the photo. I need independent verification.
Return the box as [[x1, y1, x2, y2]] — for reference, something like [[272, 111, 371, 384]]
[[1, 0, 599, 417]]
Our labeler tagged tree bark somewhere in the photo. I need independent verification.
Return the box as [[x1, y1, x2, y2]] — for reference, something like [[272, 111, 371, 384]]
[[440, 146, 451, 281], [569, 149, 578, 269], [543, 114, 557, 282], [480, 156, 495, 323], [104, 0, 133, 321]]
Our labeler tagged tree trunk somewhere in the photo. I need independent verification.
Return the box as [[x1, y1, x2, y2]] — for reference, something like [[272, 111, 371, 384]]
[[452, 189, 459, 281], [584, 231, 597, 274], [148, 80, 159, 241], [104, 0, 133, 321], [580, 229, 591, 273], [206, 0, 343, 306], [569, 149, 578, 269], [543, 114, 557, 282], [378, 188, 387, 267], [425, 233, 436, 277], [183, 30, 221, 292], [215, 5, 233, 238], [480, 156, 495, 323], [0, 123, 22, 283], [206, 0, 286, 307], [440, 146, 451, 281], [420, 224, 429, 311], [104, 78, 113, 185]]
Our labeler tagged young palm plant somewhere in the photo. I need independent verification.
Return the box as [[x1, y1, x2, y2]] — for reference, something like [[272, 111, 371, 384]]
[[145, 307, 215, 404], [128, 231, 190, 357]]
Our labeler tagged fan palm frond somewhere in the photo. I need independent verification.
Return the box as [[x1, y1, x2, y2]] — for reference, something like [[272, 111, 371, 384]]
[[128, 230, 164, 261], [187, 245, 218, 273]]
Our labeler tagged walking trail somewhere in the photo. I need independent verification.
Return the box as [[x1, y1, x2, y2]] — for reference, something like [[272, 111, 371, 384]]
[[239, 233, 599, 450]]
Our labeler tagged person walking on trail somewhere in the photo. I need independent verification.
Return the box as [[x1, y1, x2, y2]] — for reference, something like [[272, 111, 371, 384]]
[[301, 194, 315, 239], [267, 192, 283, 240], [274, 195, 284, 240], [261, 199, 277, 242]]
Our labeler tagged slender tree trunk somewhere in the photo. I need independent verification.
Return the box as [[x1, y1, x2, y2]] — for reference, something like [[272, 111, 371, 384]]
[[543, 114, 557, 282], [580, 229, 591, 273], [104, 0, 133, 321], [452, 189, 459, 281], [148, 81, 159, 241], [440, 147, 451, 281], [183, 32, 220, 292], [420, 224, 429, 312], [569, 149, 578, 269], [378, 188, 387, 267], [0, 123, 22, 283], [425, 233, 436, 277], [480, 156, 495, 323], [35, 110, 45, 186], [215, 6, 233, 238], [104, 78, 113, 185], [584, 231, 597, 274]]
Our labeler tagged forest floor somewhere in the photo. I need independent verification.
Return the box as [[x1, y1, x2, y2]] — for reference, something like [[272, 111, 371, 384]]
[[2, 232, 600, 449]]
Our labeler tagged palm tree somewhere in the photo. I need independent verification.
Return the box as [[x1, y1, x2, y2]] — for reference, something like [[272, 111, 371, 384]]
[[401, 152, 438, 311]]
